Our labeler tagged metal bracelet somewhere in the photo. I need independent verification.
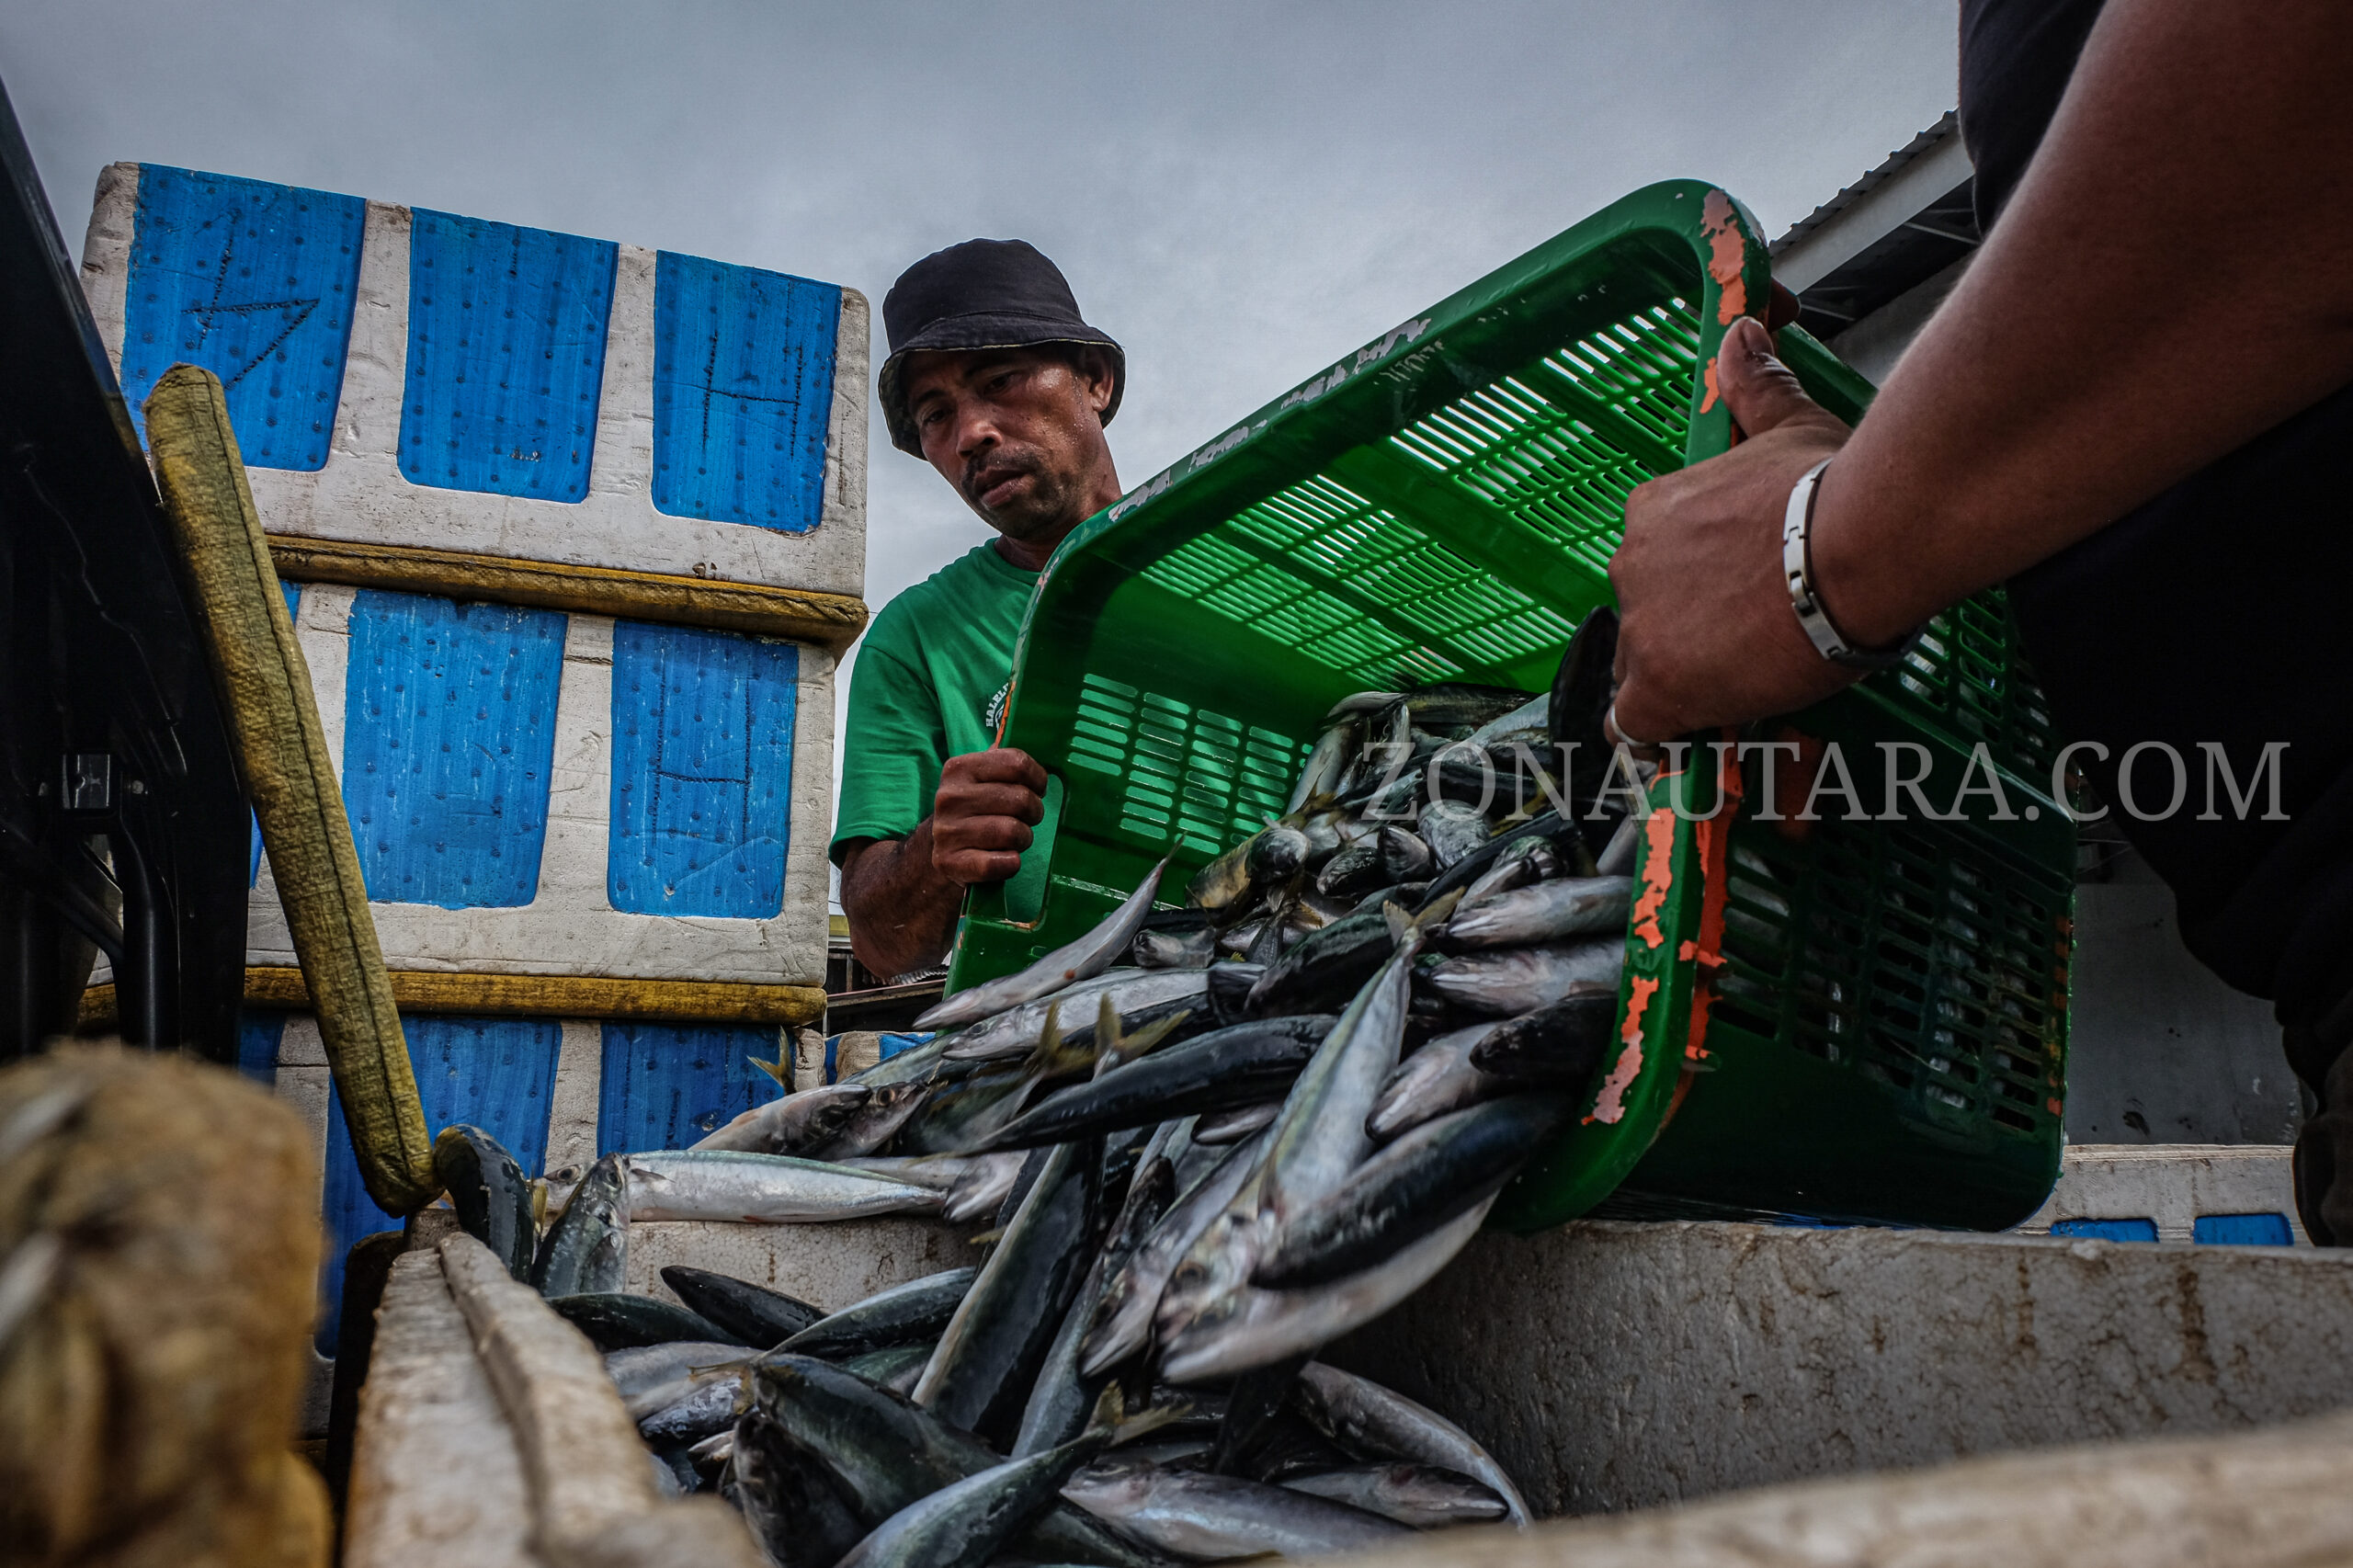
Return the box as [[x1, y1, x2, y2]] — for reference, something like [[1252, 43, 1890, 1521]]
[[1779, 458, 1916, 672]]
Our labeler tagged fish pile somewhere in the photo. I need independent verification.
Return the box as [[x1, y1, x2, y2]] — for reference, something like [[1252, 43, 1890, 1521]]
[[427, 619, 1643, 1562]]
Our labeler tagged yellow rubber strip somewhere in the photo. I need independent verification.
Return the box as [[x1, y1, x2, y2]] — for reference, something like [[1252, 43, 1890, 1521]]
[[80, 971, 827, 1028], [144, 365, 438, 1216], [264, 535, 870, 652]]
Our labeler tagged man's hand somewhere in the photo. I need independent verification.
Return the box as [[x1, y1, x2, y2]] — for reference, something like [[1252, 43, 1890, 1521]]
[[1607, 316, 1861, 744], [930, 747, 1048, 886]]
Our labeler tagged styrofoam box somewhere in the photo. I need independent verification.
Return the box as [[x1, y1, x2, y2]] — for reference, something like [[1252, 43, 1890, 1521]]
[[236, 579, 835, 986], [78, 163, 868, 597]]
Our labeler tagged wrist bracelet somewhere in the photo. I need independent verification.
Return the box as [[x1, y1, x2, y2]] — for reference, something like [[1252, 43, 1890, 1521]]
[[1780, 459, 1917, 672]]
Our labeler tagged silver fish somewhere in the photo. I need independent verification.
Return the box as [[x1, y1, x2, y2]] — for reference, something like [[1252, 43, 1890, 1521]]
[[1461, 693, 1549, 750], [1287, 720, 1363, 814], [1416, 801, 1491, 870], [1062, 1456, 1406, 1560], [1295, 1359, 1531, 1526], [835, 1432, 1110, 1568], [1439, 875, 1631, 950], [1157, 1200, 1494, 1384], [1456, 835, 1552, 912], [1422, 939, 1623, 1016], [604, 1340, 746, 1403], [1079, 1128, 1270, 1378], [942, 1152, 1030, 1224], [1365, 1020, 1508, 1142], [1282, 1462, 1508, 1528], [691, 1083, 870, 1155], [917, 859, 1169, 1031], [812, 1080, 931, 1161], [1191, 1101, 1279, 1145], [941, 969, 1207, 1063], [624, 1151, 944, 1223], [530, 1150, 628, 1298]]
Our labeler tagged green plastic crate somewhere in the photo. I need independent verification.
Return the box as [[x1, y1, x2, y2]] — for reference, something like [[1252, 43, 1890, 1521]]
[[944, 181, 2075, 1233]]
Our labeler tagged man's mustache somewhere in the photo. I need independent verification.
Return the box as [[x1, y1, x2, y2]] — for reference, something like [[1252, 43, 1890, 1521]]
[[962, 449, 1040, 506]]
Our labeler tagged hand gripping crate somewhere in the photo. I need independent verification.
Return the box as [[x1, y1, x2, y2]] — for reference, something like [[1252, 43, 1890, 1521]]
[[946, 181, 2076, 1233]]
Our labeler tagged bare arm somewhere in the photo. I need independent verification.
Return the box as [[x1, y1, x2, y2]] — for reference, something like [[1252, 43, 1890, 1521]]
[[1609, 0, 2353, 742], [838, 748, 1048, 978]]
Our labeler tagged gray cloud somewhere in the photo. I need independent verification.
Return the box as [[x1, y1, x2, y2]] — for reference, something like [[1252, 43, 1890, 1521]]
[[2, 0, 1960, 876]]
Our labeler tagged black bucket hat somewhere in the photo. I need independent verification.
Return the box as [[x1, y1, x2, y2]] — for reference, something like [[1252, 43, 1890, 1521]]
[[877, 238, 1124, 456]]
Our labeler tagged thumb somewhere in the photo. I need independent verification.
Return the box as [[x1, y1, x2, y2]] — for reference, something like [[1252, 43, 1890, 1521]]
[[1719, 316, 1834, 438]]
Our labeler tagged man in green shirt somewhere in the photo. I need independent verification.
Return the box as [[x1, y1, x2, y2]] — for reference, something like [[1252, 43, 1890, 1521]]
[[832, 240, 1126, 977]]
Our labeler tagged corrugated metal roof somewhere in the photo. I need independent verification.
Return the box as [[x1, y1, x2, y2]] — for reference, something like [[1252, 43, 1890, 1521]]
[[1771, 111, 1961, 257]]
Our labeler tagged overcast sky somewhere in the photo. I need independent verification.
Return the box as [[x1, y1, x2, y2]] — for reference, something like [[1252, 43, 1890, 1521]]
[[3, 0, 1960, 869]]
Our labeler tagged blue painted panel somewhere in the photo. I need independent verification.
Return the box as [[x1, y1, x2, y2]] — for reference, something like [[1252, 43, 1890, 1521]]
[[2192, 1212, 2295, 1246], [597, 1021, 784, 1154], [608, 621, 796, 916], [252, 581, 306, 887], [2051, 1217, 2158, 1243], [651, 252, 841, 532], [400, 210, 616, 501], [235, 1010, 289, 1087], [318, 1015, 563, 1346], [119, 165, 364, 469], [344, 589, 565, 908]]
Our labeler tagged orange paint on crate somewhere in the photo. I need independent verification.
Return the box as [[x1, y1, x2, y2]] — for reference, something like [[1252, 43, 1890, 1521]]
[[1701, 188, 1749, 325], [1629, 807, 1677, 948], [1699, 355, 1722, 415], [1587, 974, 1659, 1125], [1683, 733, 1745, 1065]]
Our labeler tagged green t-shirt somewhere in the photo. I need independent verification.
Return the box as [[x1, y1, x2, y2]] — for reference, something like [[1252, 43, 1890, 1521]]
[[831, 541, 1038, 864]]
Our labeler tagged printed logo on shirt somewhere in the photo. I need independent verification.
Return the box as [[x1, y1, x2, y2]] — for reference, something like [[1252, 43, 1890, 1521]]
[[983, 680, 1010, 738]]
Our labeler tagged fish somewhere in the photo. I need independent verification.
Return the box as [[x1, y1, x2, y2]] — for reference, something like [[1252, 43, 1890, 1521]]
[[917, 858, 1170, 1031], [1293, 1360, 1531, 1526], [1209, 1353, 1310, 1476], [1287, 719, 1364, 815], [1133, 911, 1217, 971], [745, 1356, 1166, 1568], [1315, 827, 1432, 900], [727, 1408, 869, 1568], [604, 1341, 747, 1403], [1155, 938, 1421, 1364], [638, 1369, 747, 1447], [1243, 909, 1395, 1017], [691, 1083, 871, 1155], [836, 1429, 1112, 1568], [1455, 835, 1553, 912], [972, 1016, 1334, 1153], [623, 1151, 944, 1222], [549, 1291, 747, 1351], [658, 1266, 824, 1347], [1469, 991, 1618, 1085], [1156, 1200, 1495, 1385], [779, 1267, 979, 1360], [1461, 693, 1551, 751], [1188, 835, 1260, 912], [1079, 1128, 1270, 1379], [843, 1033, 950, 1089], [1281, 1463, 1509, 1528], [842, 1341, 933, 1394], [1204, 962, 1264, 1027], [1015, 1143, 1176, 1458], [1416, 801, 1491, 870], [1404, 683, 1540, 733], [1061, 1456, 1407, 1560], [940, 969, 1210, 1063], [942, 1153, 1030, 1224], [1364, 1020, 1509, 1142], [1410, 810, 1574, 914], [1436, 875, 1631, 950], [1191, 1102, 1280, 1145], [914, 1136, 1103, 1446], [812, 1081, 932, 1162], [530, 1149, 628, 1298], [1253, 1095, 1569, 1288], [1420, 938, 1624, 1016], [1245, 824, 1311, 884], [432, 1124, 535, 1281]]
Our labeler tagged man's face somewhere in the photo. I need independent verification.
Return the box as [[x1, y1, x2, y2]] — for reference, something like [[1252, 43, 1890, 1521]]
[[903, 347, 1116, 541]]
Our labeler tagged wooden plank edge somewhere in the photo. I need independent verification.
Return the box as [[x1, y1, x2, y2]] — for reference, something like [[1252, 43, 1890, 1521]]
[[267, 535, 870, 652], [437, 1234, 766, 1568], [79, 971, 827, 1029]]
